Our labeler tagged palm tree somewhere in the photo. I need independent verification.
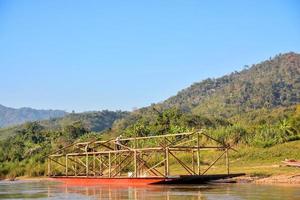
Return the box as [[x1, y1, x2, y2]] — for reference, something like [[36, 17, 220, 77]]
[[277, 119, 296, 142]]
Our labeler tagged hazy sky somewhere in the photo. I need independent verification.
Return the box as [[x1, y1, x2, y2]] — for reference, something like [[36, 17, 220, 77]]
[[0, 0, 299, 112]]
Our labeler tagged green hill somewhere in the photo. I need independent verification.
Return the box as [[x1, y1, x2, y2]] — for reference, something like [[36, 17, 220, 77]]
[[109, 52, 300, 135], [162, 52, 300, 117], [0, 104, 67, 128], [0, 110, 128, 140]]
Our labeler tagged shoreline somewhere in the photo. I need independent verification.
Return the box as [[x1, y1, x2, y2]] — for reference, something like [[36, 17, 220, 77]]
[[1, 174, 300, 186], [234, 174, 300, 186]]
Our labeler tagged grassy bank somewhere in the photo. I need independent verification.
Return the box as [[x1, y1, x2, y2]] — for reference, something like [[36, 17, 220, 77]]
[[165, 140, 300, 178]]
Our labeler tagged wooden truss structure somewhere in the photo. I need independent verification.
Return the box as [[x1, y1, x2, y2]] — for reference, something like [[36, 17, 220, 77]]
[[47, 130, 235, 178]]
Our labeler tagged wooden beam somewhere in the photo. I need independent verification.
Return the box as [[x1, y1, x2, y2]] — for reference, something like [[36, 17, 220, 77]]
[[136, 156, 164, 177], [169, 151, 195, 175], [199, 130, 237, 152], [67, 157, 98, 175], [119, 132, 194, 142], [201, 151, 226, 175]]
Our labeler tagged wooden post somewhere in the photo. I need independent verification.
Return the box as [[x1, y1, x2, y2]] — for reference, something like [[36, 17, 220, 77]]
[[47, 158, 51, 177], [74, 157, 77, 176], [93, 153, 96, 176], [134, 130, 138, 177], [165, 147, 169, 176], [86, 153, 89, 177], [134, 150, 137, 177], [226, 148, 229, 175], [99, 155, 102, 176], [65, 155, 68, 176], [197, 132, 201, 175], [108, 152, 111, 178], [192, 150, 195, 174], [119, 153, 121, 176]]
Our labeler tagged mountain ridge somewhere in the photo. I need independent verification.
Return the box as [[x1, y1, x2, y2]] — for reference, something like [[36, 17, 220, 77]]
[[160, 52, 300, 117], [0, 104, 67, 128]]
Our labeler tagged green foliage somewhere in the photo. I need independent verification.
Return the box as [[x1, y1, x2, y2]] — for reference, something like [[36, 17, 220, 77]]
[[63, 121, 88, 140], [0, 53, 300, 178], [209, 125, 248, 146], [123, 108, 214, 137], [162, 53, 300, 117], [0, 110, 129, 141]]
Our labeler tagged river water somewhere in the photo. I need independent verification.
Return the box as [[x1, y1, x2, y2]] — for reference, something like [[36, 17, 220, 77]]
[[0, 180, 299, 199]]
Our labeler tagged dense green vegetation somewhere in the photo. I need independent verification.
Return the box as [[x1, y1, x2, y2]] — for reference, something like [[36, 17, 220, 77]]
[[0, 110, 128, 140], [0, 52, 299, 179], [0, 110, 128, 179], [162, 52, 300, 117]]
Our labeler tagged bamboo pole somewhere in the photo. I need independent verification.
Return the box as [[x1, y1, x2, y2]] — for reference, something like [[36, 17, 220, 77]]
[[197, 132, 201, 175], [192, 150, 195, 173], [226, 148, 229, 175], [165, 147, 169, 176], [60, 146, 222, 157], [93, 147, 96, 176], [47, 158, 51, 177], [65, 155, 68, 176], [201, 151, 226, 175], [169, 151, 195, 175], [136, 156, 164, 177], [134, 150, 137, 177], [68, 157, 98, 175], [108, 152, 111, 178], [75, 157, 77, 176], [86, 153, 89, 177], [99, 155, 102, 176], [119, 132, 194, 142], [49, 157, 66, 168]]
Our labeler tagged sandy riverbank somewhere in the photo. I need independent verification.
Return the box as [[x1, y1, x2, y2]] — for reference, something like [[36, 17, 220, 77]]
[[2, 176, 51, 182], [234, 174, 300, 185]]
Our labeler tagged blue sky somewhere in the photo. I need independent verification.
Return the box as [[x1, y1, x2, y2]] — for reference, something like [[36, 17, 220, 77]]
[[0, 0, 299, 112]]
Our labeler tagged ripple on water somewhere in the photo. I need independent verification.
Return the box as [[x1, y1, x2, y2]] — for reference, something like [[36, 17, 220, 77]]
[[0, 180, 299, 200]]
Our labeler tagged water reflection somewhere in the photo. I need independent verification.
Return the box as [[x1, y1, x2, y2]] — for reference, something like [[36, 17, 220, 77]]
[[51, 184, 209, 200], [0, 180, 299, 200]]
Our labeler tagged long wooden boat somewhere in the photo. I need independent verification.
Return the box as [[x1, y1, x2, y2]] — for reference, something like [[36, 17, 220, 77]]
[[51, 173, 245, 186], [47, 131, 245, 186]]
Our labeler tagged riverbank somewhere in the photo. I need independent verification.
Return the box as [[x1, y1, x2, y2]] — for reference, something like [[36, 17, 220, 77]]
[[254, 174, 300, 185], [1, 176, 51, 182], [234, 174, 300, 185]]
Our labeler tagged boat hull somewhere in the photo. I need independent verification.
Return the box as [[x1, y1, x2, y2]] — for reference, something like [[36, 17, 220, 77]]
[[51, 177, 171, 186], [50, 173, 245, 186]]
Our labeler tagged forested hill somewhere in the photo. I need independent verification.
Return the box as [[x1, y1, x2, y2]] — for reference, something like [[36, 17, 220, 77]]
[[162, 52, 300, 117], [0, 104, 67, 128], [0, 110, 129, 140]]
